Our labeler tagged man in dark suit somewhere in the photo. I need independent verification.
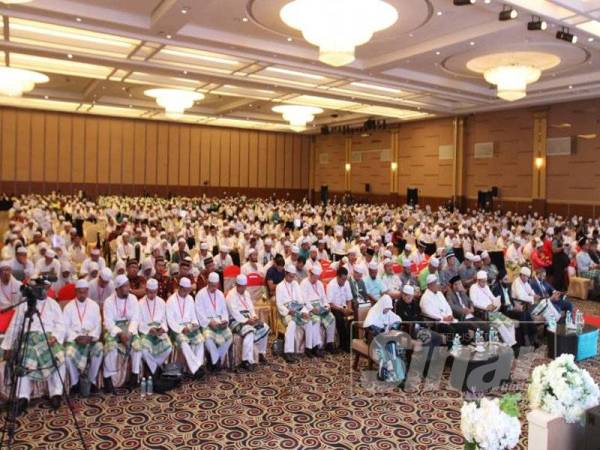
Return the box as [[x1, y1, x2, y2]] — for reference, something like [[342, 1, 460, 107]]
[[445, 275, 476, 322], [529, 268, 573, 318]]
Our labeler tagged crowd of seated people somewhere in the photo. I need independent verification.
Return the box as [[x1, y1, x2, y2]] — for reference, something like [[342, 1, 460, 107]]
[[0, 192, 590, 413]]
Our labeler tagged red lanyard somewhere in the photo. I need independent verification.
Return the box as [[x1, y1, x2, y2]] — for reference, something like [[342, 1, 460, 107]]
[[176, 295, 186, 320], [238, 293, 249, 310], [311, 281, 321, 298], [76, 300, 88, 327], [208, 290, 218, 312], [146, 298, 157, 322], [118, 297, 127, 318]]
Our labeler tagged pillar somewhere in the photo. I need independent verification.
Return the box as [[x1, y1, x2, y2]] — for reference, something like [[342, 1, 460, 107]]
[[532, 110, 548, 216], [452, 116, 466, 210]]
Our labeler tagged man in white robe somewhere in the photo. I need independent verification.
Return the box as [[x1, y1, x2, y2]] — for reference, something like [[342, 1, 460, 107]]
[[469, 271, 517, 347], [511, 266, 539, 305], [0, 260, 22, 310], [226, 274, 270, 370], [139, 278, 172, 376], [1, 279, 66, 415], [166, 277, 205, 379], [88, 268, 115, 307], [102, 274, 142, 393], [63, 279, 103, 394], [195, 272, 233, 371], [300, 266, 336, 355], [276, 264, 311, 363]]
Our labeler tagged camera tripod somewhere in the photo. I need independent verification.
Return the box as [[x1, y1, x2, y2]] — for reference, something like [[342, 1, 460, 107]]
[[0, 294, 88, 449]]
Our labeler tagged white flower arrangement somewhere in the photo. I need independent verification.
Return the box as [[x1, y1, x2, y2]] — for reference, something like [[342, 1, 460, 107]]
[[528, 353, 600, 424], [461, 395, 521, 450]]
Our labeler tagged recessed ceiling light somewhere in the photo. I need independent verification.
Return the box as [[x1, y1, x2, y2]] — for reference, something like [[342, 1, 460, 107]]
[[569, 85, 573, 89], [435, 51, 441, 55], [75, 17, 82, 22], [409, 33, 414, 37], [44, 95, 49, 99], [67, 54, 73, 59], [242, 17, 249, 22], [166, 34, 172, 39], [183, 70, 188, 75], [588, 37, 595, 42], [437, 11, 443, 16], [470, 41, 475, 46], [181, 7, 189, 14], [287, 37, 293, 42]]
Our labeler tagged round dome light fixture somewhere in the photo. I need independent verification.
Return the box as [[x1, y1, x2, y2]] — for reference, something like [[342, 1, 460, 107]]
[[0, 67, 49, 97], [467, 52, 560, 101], [144, 88, 204, 118], [280, 0, 398, 67], [272, 104, 324, 131]]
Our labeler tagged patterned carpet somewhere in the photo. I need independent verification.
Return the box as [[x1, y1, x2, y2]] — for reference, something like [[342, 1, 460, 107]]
[[2, 298, 599, 449]]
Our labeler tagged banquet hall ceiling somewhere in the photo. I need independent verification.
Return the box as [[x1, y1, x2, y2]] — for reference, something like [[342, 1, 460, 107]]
[[1, 0, 599, 132]]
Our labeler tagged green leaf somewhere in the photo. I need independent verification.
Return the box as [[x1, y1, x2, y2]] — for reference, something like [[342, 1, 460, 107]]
[[464, 442, 478, 450], [499, 393, 522, 418]]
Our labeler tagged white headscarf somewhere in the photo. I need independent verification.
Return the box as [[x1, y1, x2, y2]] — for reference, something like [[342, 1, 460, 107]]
[[364, 295, 401, 330]]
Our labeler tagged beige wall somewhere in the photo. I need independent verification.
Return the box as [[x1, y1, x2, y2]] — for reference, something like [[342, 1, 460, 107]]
[[463, 108, 534, 200], [0, 106, 312, 197]]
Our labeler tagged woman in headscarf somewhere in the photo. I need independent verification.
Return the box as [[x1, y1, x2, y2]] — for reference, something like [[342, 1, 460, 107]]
[[364, 295, 402, 336]]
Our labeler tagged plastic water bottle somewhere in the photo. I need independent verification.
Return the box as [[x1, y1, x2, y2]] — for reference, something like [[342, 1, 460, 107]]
[[451, 334, 461, 354], [489, 328, 497, 344], [475, 328, 483, 345], [140, 377, 147, 398], [147, 376, 153, 396], [566, 311, 574, 330], [576, 310, 584, 334]]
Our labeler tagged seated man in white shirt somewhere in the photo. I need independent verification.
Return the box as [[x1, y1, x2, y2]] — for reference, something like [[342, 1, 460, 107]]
[[326, 267, 354, 353], [88, 268, 115, 307], [81, 248, 106, 275], [511, 266, 539, 306], [275, 264, 311, 363], [420, 274, 472, 342], [300, 266, 336, 356], [0, 260, 22, 310], [226, 274, 270, 371], [241, 249, 265, 277], [195, 272, 233, 371], [469, 271, 517, 348], [138, 279, 173, 377], [63, 279, 103, 396]]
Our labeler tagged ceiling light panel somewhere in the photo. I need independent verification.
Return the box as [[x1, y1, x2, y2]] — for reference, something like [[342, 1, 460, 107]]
[[351, 105, 430, 119], [125, 72, 204, 90], [249, 66, 334, 88], [211, 84, 281, 101], [8, 18, 140, 59], [87, 104, 148, 117], [129, 43, 162, 62], [206, 117, 288, 131], [9, 53, 113, 79], [577, 20, 600, 37], [0, 95, 80, 112], [504, 1, 575, 21], [286, 94, 361, 110], [152, 46, 249, 74]]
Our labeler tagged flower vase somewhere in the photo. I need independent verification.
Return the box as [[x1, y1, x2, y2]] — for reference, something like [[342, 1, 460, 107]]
[[527, 409, 585, 450]]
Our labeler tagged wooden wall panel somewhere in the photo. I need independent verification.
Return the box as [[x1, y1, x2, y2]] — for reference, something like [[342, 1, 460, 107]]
[[109, 120, 123, 186], [313, 134, 345, 192], [350, 131, 391, 194], [257, 132, 267, 188], [239, 131, 249, 187], [84, 118, 98, 184], [145, 123, 158, 186], [190, 128, 201, 186], [220, 130, 230, 187], [179, 126, 190, 186], [122, 120, 135, 185], [300, 137, 310, 189], [546, 99, 600, 204], [156, 124, 169, 185], [0, 106, 310, 196], [200, 128, 211, 185], [464, 109, 533, 200], [267, 134, 277, 188], [167, 125, 180, 186], [16, 111, 31, 182], [229, 130, 240, 188], [1, 110, 16, 183], [72, 117, 85, 184], [97, 118, 110, 184], [133, 122, 146, 185], [248, 132, 258, 188], [44, 114, 59, 184], [209, 128, 221, 186]]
